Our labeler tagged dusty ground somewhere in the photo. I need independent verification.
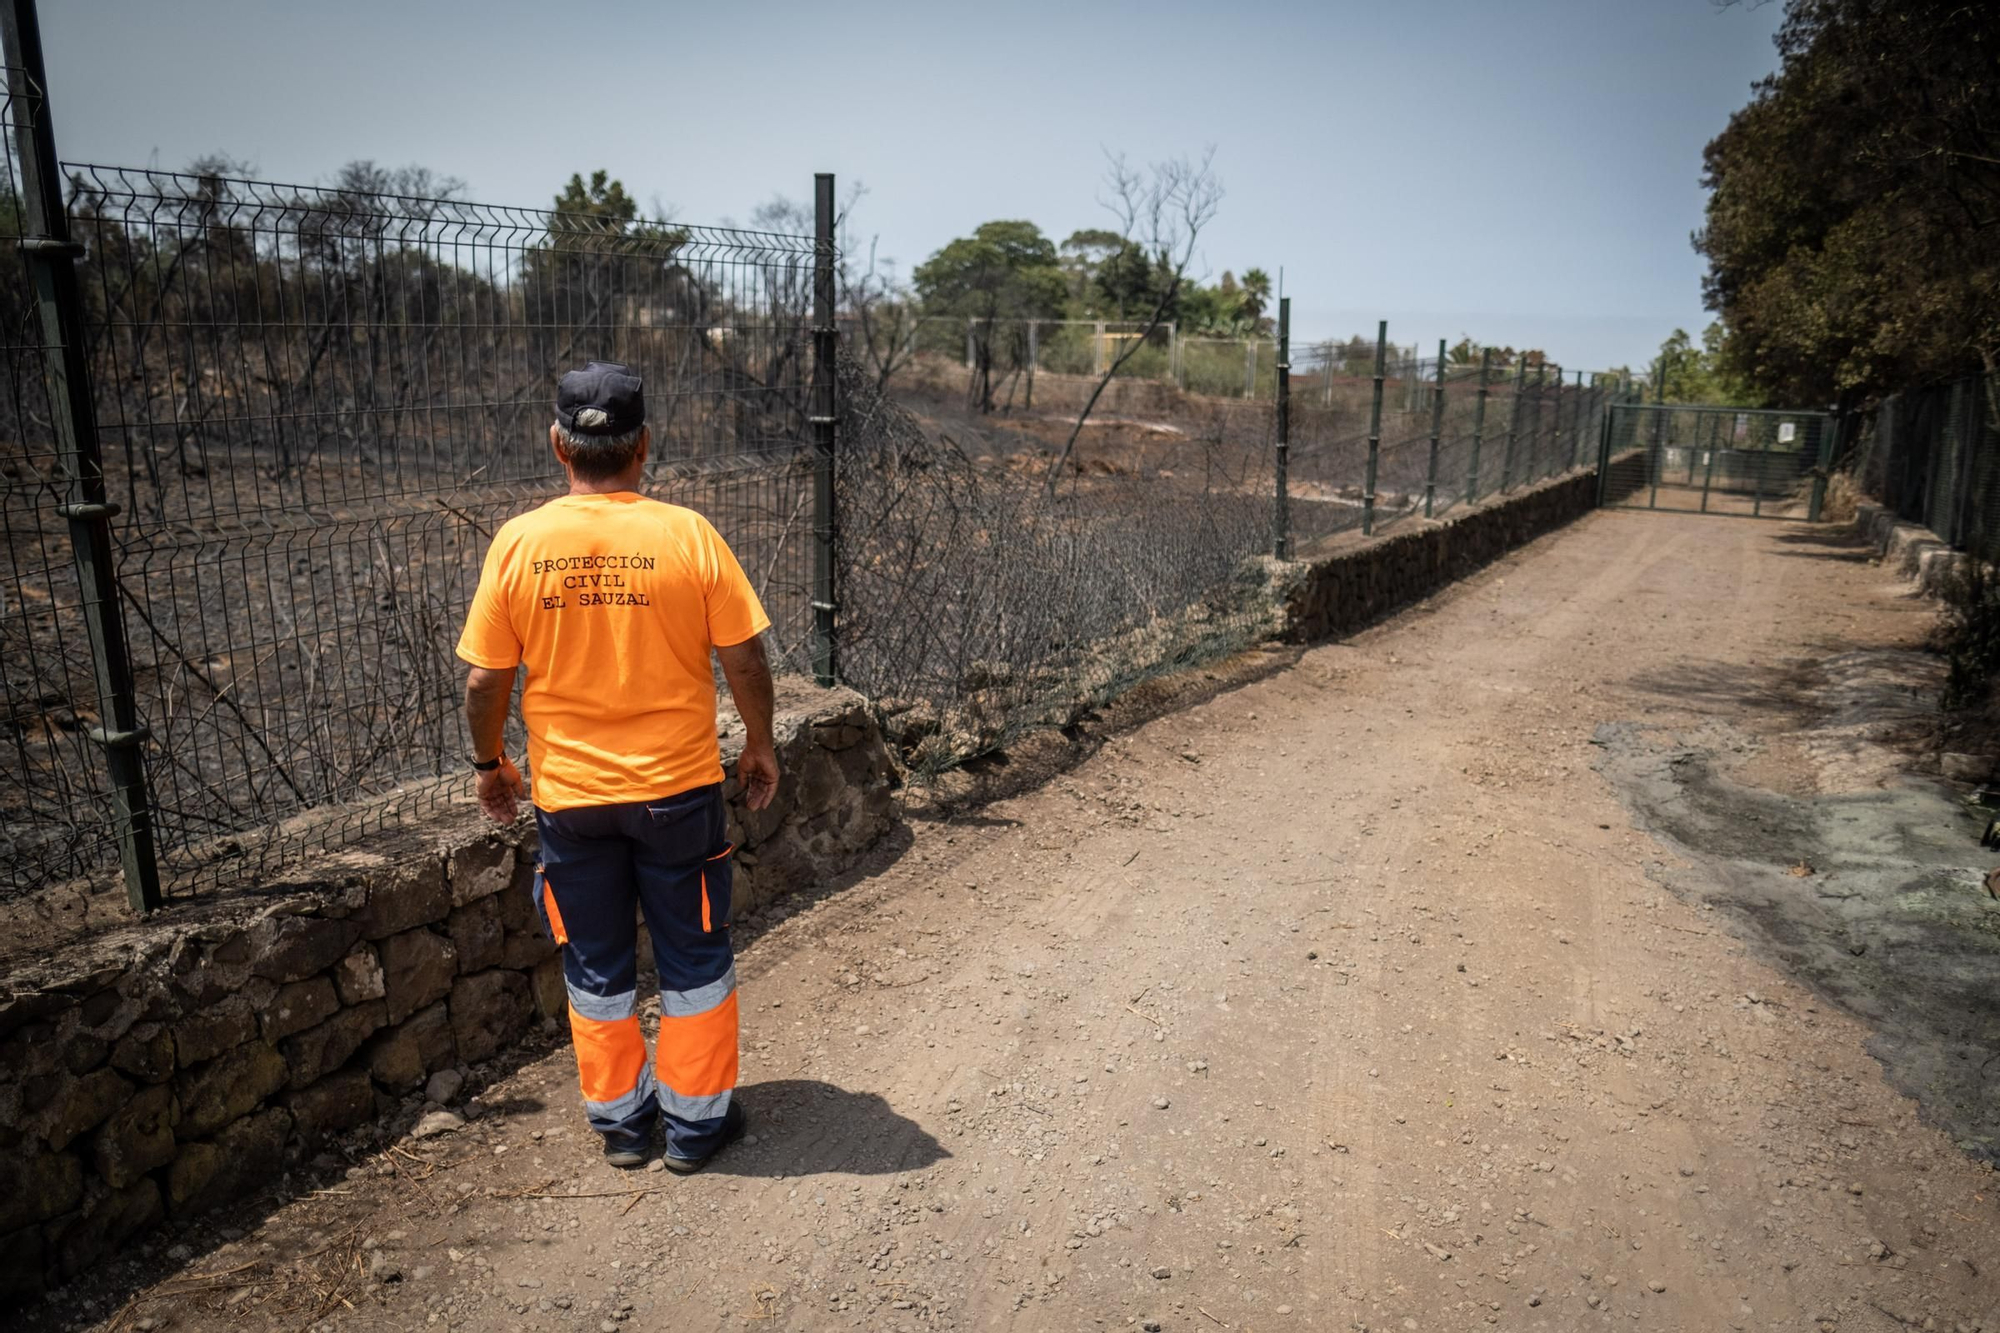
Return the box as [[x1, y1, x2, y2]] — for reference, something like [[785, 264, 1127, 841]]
[[33, 509, 2000, 1333]]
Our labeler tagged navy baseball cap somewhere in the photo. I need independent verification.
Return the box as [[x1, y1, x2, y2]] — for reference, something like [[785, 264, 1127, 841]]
[[555, 361, 645, 436]]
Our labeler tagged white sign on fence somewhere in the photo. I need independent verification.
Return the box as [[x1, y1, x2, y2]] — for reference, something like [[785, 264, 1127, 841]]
[[1778, 422, 1797, 444]]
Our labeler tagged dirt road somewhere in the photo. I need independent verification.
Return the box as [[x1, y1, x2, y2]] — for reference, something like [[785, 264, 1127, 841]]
[[55, 510, 2000, 1333]]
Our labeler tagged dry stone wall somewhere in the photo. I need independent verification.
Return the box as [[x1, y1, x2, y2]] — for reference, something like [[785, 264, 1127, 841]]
[[1277, 469, 1604, 642], [0, 683, 895, 1306]]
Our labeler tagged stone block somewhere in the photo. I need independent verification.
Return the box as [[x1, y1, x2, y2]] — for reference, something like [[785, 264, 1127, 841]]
[[529, 954, 567, 1019], [50, 1178, 162, 1280], [0, 1223, 44, 1305], [449, 970, 532, 1065], [282, 1067, 374, 1143], [448, 836, 517, 906], [364, 1001, 456, 1092], [279, 999, 386, 1090], [109, 1021, 175, 1083], [176, 1041, 286, 1140], [0, 1021, 61, 1083], [258, 976, 340, 1043], [380, 927, 457, 1026], [246, 914, 360, 984], [0, 1149, 82, 1235], [497, 928, 557, 971], [446, 894, 504, 974], [173, 994, 256, 1067], [334, 944, 386, 1005], [60, 1033, 110, 1076], [164, 1139, 220, 1216], [350, 855, 449, 941], [93, 1082, 178, 1190], [40, 1067, 130, 1154], [168, 1107, 291, 1218], [77, 985, 140, 1042], [1941, 752, 1994, 783]]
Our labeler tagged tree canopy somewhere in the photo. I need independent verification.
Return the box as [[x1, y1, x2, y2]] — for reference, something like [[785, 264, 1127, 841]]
[[1697, 0, 2000, 405]]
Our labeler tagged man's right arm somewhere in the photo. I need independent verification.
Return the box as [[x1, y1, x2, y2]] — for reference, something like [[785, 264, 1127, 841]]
[[715, 635, 779, 811]]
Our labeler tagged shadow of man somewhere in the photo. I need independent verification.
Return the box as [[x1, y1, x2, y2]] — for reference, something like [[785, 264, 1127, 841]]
[[713, 1079, 950, 1179]]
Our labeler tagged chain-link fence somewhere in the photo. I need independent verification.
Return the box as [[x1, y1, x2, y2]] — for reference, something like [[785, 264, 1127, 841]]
[[1855, 372, 2000, 560], [1289, 351, 1618, 551], [2, 132, 823, 901]]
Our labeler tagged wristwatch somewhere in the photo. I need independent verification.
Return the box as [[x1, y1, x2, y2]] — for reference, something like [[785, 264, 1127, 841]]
[[472, 756, 504, 773]]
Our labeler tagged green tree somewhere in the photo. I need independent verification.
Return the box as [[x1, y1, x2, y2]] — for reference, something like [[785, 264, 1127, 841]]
[[1697, 0, 2000, 405], [522, 170, 686, 365], [1652, 323, 1756, 405], [1059, 228, 1124, 309], [914, 220, 1068, 412]]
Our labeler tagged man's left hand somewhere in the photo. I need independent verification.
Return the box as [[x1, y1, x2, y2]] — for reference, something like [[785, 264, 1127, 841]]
[[477, 757, 525, 823]]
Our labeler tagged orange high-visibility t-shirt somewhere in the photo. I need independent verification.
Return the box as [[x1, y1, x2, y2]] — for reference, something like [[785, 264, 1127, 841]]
[[454, 492, 770, 811]]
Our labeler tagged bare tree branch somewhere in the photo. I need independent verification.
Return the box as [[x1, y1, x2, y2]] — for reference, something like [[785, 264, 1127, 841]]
[[1045, 149, 1222, 496]]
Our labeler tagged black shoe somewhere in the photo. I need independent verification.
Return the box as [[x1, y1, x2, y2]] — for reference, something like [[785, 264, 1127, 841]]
[[601, 1129, 652, 1169], [662, 1100, 747, 1175]]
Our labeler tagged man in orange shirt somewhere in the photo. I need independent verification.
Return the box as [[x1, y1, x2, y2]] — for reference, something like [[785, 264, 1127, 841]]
[[457, 361, 779, 1171]]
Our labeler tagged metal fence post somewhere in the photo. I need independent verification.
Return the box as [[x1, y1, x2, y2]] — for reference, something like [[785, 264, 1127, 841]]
[[1363, 320, 1387, 536], [1808, 411, 1835, 523], [1501, 358, 1525, 492], [1423, 339, 1445, 517], [1569, 369, 1585, 469], [810, 172, 839, 687], [1024, 320, 1036, 412], [3, 0, 162, 912], [1466, 347, 1492, 503], [1274, 297, 1291, 559]]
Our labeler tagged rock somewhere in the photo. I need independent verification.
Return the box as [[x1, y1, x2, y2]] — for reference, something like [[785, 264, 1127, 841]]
[[449, 970, 533, 1065], [369, 1249, 401, 1283], [39, 1066, 130, 1152], [0, 1150, 82, 1234], [411, 1110, 464, 1139], [172, 995, 256, 1067], [50, 1178, 163, 1279], [1941, 752, 1993, 783], [1151, 1096, 1169, 1110], [426, 1068, 465, 1105], [351, 855, 450, 940], [279, 999, 386, 1089], [94, 1083, 178, 1189], [177, 1041, 286, 1139], [333, 946, 387, 1005], [283, 1068, 375, 1143], [168, 1107, 291, 1217], [448, 837, 517, 907], [1151, 1265, 1172, 1279], [258, 976, 339, 1043], [365, 1002, 457, 1092], [110, 1022, 176, 1083], [380, 927, 458, 1026], [1648, 1280, 1667, 1293], [246, 915, 360, 983], [0, 1223, 45, 1304], [529, 955, 568, 1019], [496, 880, 559, 968], [446, 895, 505, 974]]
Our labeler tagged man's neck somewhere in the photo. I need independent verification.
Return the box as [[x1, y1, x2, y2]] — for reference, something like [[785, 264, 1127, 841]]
[[567, 474, 643, 497]]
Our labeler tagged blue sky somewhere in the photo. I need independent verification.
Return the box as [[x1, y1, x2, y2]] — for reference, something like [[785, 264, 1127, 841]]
[[42, 0, 1784, 371]]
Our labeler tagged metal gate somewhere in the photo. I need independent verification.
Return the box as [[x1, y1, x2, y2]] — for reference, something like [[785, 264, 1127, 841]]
[[1597, 403, 1837, 520]]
